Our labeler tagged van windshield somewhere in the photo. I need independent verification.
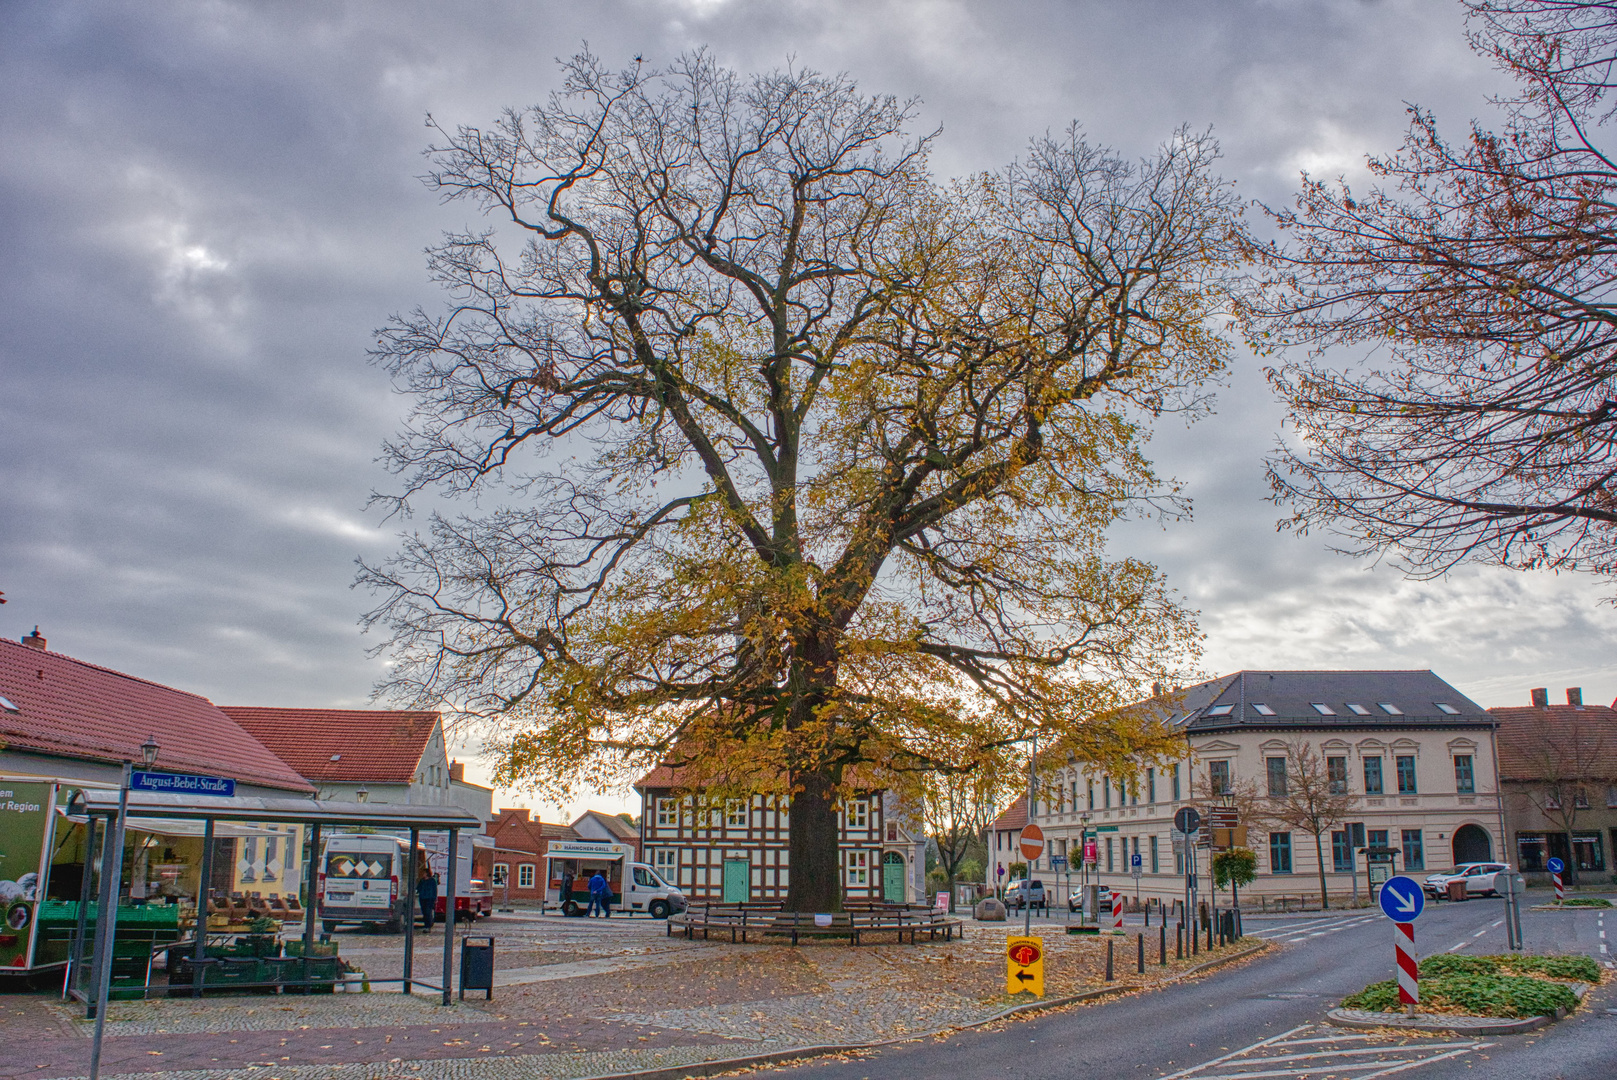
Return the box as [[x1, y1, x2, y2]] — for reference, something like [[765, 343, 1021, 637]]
[[326, 852, 393, 879]]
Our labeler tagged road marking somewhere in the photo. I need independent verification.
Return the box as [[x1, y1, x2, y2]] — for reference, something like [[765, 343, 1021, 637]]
[[1472, 928, 1489, 937], [1157, 1024, 1490, 1080]]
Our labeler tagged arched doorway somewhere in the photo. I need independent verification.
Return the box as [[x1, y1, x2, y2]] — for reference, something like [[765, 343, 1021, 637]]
[[881, 851, 906, 902], [1452, 824, 1492, 864]]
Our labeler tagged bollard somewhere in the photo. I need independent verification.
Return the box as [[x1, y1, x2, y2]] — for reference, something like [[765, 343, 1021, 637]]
[[1105, 937, 1114, 981], [1192, 919, 1199, 956], [1176, 923, 1184, 959], [1137, 932, 1145, 974], [1159, 923, 1167, 965]]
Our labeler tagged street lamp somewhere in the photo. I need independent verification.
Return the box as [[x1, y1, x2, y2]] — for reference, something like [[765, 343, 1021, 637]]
[[141, 736, 159, 768]]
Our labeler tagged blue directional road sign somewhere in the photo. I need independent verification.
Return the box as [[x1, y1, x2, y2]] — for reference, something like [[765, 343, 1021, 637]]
[[132, 771, 236, 798], [1378, 874, 1425, 922], [1546, 856, 1565, 874]]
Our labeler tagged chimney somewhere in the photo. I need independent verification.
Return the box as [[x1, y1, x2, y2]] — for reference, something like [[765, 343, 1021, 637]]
[[21, 626, 46, 651], [1566, 687, 1583, 707], [1530, 687, 1549, 708], [449, 761, 465, 782], [1152, 680, 1164, 698]]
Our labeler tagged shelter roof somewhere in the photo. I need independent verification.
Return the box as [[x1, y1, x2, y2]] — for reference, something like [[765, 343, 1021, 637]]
[[0, 639, 312, 793], [220, 707, 440, 784]]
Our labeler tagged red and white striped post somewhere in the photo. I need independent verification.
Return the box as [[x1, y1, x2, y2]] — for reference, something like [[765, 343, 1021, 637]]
[[1113, 890, 1125, 934], [1553, 871, 1565, 904], [1395, 921, 1419, 1012]]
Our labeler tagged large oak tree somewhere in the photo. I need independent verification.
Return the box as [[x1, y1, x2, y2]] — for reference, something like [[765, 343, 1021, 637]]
[[363, 53, 1243, 911]]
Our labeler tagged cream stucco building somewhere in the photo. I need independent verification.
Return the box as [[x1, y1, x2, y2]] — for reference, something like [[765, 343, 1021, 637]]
[[990, 671, 1502, 907]]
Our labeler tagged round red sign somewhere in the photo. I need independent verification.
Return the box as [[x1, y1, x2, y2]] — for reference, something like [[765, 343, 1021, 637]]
[[1018, 822, 1045, 861], [1008, 942, 1042, 967]]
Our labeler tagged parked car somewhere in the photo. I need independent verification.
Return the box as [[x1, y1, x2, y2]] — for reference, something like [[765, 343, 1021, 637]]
[[1423, 863, 1510, 898], [1068, 884, 1111, 913], [1004, 879, 1047, 910]]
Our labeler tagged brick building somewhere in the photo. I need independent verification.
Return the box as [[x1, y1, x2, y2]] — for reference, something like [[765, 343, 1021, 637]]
[[483, 808, 578, 902]]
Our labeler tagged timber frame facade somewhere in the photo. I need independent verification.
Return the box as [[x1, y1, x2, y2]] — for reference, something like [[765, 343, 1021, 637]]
[[634, 767, 924, 904]]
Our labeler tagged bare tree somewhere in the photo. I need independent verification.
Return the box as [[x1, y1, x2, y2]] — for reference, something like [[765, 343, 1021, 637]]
[[1243, 0, 1617, 591], [1509, 712, 1616, 886], [908, 750, 1017, 911], [363, 52, 1242, 911], [1255, 741, 1359, 909]]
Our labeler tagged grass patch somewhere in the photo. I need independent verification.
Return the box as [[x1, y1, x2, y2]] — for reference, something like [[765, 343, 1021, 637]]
[[1342, 974, 1578, 1018], [1419, 952, 1601, 983], [1554, 897, 1613, 908]]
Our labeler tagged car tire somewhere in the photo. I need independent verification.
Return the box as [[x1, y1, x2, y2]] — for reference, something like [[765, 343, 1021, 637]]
[[562, 900, 581, 917], [649, 900, 670, 920], [322, 920, 338, 934], [384, 916, 403, 934]]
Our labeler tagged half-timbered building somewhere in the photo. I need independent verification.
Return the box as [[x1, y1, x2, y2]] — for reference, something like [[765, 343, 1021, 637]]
[[634, 763, 925, 904]]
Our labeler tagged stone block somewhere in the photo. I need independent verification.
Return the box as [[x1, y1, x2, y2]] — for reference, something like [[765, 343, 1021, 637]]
[[975, 897, 1007, 921]]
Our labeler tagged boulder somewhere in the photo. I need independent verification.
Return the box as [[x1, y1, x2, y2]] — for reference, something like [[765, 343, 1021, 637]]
[[975, 897, 1008, 921]]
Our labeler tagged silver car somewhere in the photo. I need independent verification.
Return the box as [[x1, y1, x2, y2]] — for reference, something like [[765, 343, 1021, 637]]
[[1423, 862, 1509, 898]]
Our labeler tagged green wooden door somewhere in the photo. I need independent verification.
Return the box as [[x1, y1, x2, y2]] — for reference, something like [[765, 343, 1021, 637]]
[[722, 858, 750, 903], [882, 853, 906, 903]]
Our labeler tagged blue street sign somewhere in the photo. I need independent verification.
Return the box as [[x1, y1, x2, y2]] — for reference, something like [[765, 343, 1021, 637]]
[[1131, 851, 1143, 869], [132, 771, 236, 798], [1378, 874, 1425, 921], [1546, 856, 1565, 874]]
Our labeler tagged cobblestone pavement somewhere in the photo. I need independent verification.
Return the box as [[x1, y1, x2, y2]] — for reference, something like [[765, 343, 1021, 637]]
[[3, 911, 1259, 1080]]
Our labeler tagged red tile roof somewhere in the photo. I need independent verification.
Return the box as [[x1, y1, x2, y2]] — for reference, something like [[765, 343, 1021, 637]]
[[220, 707, 440, 785], [0, 640, 312, 793], [485, 808, 578, 856], [1489, 704, 1617, 781], [987, 794, 1028, 833]]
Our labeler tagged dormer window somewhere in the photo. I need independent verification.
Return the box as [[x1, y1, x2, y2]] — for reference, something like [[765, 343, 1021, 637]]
[[1252, 703, 1276, 716], [1310, 703, 1336, 715], [1205, 704, 1234, 717], [1378, 703, 1403, 715], [1346, 704, 1370, 715]]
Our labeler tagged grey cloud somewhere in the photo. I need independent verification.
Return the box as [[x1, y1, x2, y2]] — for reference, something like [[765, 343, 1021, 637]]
[[2, 0, 1611, 818]]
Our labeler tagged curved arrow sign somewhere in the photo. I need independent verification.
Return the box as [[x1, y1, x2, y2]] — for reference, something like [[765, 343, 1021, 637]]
[[1377, 875, 1425, 921]]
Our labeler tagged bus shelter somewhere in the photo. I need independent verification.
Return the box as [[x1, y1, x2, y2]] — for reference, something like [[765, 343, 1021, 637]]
[[64, 789, 482, 1011]]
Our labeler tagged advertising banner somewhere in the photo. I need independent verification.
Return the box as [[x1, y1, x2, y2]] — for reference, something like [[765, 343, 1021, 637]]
[[0, 781, 52, 969]]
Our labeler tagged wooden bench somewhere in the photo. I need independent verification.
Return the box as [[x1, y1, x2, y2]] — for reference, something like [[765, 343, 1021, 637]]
[[669, 902, 962, 946]]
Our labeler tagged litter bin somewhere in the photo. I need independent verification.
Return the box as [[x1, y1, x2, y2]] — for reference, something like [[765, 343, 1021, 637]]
[[459, 936, 494, 1001], [1446, 880, 1466, 902]]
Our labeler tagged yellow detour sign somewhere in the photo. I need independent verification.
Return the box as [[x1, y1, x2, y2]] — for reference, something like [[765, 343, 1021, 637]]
[[1006, 935, 1045, 996]]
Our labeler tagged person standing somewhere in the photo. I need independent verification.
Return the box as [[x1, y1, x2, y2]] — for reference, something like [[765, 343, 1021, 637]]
[[588, 870, 608, 917], [559, 867, 575, 916], [417, 859, 438, 933]]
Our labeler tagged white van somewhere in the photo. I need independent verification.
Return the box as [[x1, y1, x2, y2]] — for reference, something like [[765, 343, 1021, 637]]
[[544, 840, 686, 918], [318, 834, 409, 933]]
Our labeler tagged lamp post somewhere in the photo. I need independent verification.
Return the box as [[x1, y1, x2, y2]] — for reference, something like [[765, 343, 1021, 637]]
[[355, 784, 369, 804]]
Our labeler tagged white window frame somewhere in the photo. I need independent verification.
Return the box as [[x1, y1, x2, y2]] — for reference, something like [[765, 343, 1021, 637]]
[[657, 797, 677, 827], [726, 798, 748, 828], [846, 849, 869, 885], [518, 864, 535, 888], [652, 848, 679, 877], [846, 799, 869, 829], [492, 862, 509, 886]]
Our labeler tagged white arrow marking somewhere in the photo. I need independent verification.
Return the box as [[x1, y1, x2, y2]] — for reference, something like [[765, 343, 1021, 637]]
[[1388, 886, 1418, 914]]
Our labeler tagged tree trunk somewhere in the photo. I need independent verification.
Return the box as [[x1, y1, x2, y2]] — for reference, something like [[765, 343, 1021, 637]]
[[1314, 831, 1329, 910], [1563, 829, 1580, 887], [786, 768, 842, 912]]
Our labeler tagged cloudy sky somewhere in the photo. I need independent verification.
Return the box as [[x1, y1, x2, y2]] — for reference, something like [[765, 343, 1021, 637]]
[[3, 0, 1613, 820]]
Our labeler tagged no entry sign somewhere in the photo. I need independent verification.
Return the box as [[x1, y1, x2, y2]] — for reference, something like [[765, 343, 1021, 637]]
[[1019, 823, 1046, 861]]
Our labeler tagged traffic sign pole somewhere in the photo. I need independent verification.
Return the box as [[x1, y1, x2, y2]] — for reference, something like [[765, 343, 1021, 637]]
[[1547, 856, 1566, 904], [1395, 922, 1419, 1011], [1018, 823, 1046, 936]]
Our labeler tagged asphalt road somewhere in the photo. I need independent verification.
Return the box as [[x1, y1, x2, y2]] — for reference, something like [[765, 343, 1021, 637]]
[[763, 897, 1615, 1080]]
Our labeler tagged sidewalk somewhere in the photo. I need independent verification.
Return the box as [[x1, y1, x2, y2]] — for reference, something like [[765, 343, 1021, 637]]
[[3, 914, 1264, 1080]]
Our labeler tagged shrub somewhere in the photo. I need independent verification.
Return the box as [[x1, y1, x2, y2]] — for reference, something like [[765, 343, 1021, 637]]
[[1419, 953, 1496, 977], [1504, 954, 1601, 983], [1342, 974, 1579, 1017]]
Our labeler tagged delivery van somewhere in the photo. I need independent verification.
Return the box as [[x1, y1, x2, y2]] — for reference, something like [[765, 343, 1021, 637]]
[[543, 840, 685, 918], [318, 834, 408, 933], [422, 832, 495, 920]]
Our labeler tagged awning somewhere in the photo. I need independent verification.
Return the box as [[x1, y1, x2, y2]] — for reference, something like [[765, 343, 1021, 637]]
[[66, 789, 482, 831]]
